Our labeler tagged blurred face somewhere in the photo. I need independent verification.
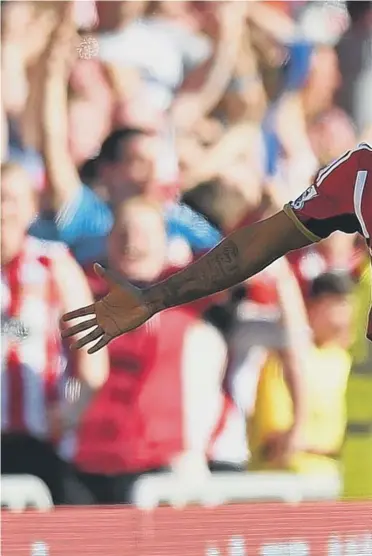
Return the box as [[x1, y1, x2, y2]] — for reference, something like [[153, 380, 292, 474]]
[[108, 204, 167, 283], [308, 294, 353, 348], [1, 167, 36, 262], [102, 135, 161, 201], [308, 109, 356, 164]]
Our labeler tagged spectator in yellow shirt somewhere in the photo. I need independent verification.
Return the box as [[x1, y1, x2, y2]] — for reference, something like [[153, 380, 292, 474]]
[[250, 270, 354, 475], [351, 257, 372, 364]]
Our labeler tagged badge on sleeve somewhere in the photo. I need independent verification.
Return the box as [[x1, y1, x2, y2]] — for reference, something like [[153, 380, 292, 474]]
[[290, 184, 318, 211]]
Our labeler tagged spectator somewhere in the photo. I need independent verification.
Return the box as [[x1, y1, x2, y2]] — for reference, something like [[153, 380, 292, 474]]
[[336, 1, 372, 136], [1, 0, 369, 507], [1, 1, 56, 186], [30, 9, 221, 266], [61, 197, 245, 504], [184, 121, 267, 196], [226, 257, 308, 464], [95, 127, 168, 201], [85, 127, 223, 258], [181, 181, 307, 465], [97, 1, 246, 123], [181, 178, 250, 235], [351, 253, 372, 365], [250, 270, 354, 475], [272, 43, 360, 295], [303, 46, 357, 164], [28, 8, 114, 265], [96, 0, 210, 113], [1, 162, 108, 504]]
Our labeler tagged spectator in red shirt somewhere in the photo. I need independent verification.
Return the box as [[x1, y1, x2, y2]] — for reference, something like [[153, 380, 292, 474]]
[[63, 196, 238, 504], [1, 162, 108, 504]]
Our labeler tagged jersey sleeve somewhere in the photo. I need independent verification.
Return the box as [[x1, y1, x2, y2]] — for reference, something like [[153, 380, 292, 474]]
[[283, 149, 361, 242]]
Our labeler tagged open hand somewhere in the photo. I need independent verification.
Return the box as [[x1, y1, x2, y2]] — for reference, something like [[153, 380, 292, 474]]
[[61, 264, 152, 354]]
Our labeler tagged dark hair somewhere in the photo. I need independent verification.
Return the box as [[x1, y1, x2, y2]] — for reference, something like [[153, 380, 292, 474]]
[[78, 158, 98, 184], [308, 272, 354, 300], [181, 179, 225, 231], [347, 1, 372, 24], [99, 128, 147, 163]]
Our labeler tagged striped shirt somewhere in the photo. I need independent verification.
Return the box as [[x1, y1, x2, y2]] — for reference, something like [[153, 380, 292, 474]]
[[1, 237, 67, 438]]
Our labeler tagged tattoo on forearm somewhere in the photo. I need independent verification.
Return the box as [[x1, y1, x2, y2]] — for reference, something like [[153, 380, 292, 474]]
[[146, 239, 242, 313]]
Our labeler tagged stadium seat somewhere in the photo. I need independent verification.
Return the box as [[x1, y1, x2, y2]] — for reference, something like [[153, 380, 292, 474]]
[[132, 471, 342, 509], [1, 475, 54, 510]]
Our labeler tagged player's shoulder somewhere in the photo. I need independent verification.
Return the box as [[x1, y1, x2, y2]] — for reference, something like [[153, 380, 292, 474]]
[[288, 144, 369, 214], [314, 143, 371, 187], [354, 142, 372, 167], [355, 141, 372, 152], [347, 142, 372, 168]]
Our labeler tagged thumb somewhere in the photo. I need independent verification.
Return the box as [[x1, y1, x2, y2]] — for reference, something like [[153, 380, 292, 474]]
[[94, 263, 118, 288]]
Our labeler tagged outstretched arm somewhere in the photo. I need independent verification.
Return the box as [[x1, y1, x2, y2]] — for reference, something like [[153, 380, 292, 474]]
[[62, 210, 312, 353], [63, 144, 361, 354], [145, 211, 312, 313]]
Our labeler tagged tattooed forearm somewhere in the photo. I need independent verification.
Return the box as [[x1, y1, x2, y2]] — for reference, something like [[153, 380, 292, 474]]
[[145, 234, 249, 314], [166, 240, 240, 307], [144, 211, 309, 315], [145, 239, 241, 313]]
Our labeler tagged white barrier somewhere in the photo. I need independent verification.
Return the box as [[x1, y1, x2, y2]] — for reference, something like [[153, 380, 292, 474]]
[[132, 471, 342, 509], [1, 475, 54, 511], [0, 471, 342, 511]]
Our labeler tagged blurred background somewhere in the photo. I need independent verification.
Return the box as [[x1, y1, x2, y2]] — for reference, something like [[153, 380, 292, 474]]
[[1, 0, 372, 552]]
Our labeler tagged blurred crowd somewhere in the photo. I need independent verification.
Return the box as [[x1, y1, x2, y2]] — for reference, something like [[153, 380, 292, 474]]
[[1, 0, 372, 506]]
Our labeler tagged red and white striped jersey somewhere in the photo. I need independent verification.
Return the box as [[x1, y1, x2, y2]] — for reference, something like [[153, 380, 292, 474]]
[[284, 143, 372, 341], [1, 236, 66, 438]]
